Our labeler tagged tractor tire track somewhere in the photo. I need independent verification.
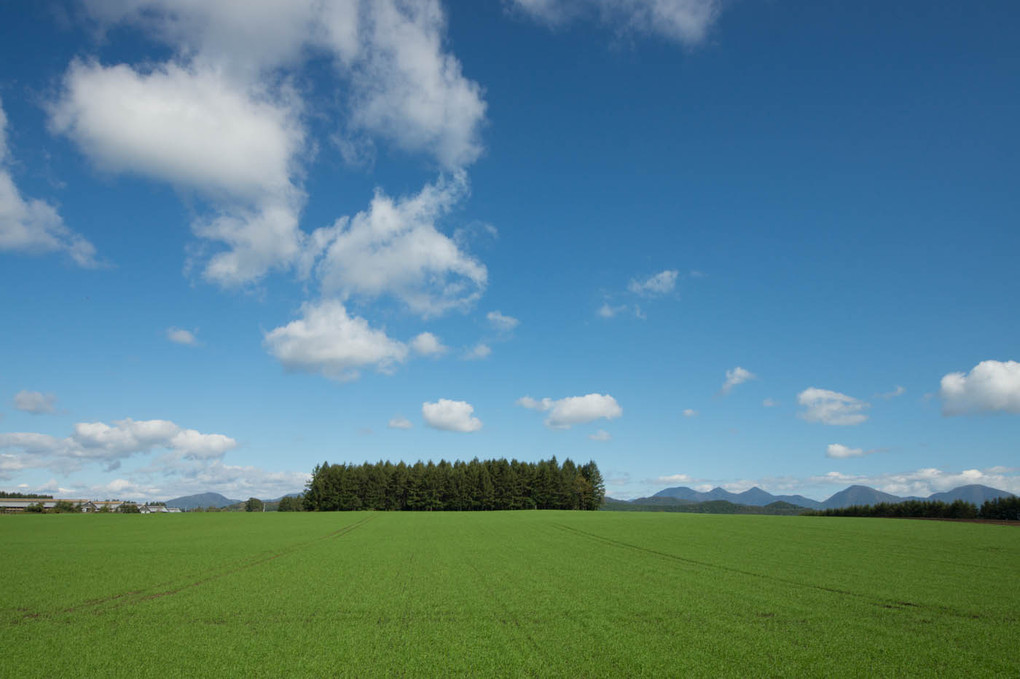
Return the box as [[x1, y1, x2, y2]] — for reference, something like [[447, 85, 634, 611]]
[[552, 522, 992, 621], [7, 515, 373, 625]]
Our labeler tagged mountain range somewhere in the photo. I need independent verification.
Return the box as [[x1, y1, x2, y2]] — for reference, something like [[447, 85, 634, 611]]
[[629, 484, 1014, 510]]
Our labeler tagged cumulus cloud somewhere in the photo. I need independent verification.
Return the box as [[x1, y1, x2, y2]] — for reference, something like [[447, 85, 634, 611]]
[[720, 366, 755, 395], [347, 0, 487, 169], [50, 60, 305, 286], [825, 444, 878, 459], [939, 360, 1020, 416], [511, 0, 723, 46], [166, 327, 199, 346], [463, 343, 492, 360], [797, 388, 869, 426], [0, 417, 237, 477], [13, 390, 58, 415], [682, 409, 697, 418], [487, 310, 519, 332], [125, 458, 311, 502], [657, 473, 693, 484], [308, 173, 486, 317], [628, 269, 679, 296], [263, 300, 409, 382], [517, 393, 622, 429], [53, 0, 488, 289], [410, 332, 447, 357], [588, 429, 612, 441], [388, 416, 413, 430], [811, 466, 1020, 498], [0, 97, 99, 267], [762, 398, 779, 408], [422, 399, 482, 432]]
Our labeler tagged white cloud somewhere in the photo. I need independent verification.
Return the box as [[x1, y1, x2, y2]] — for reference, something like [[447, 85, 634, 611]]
[[347, 0, 487, 170], [797, 387, 869, 426], [876, 385, 906, 400], [487, 310, 519, 332], [762, 398, 779, 408], [939, 360, 1020, 416], [263, 300, 408, 382], [597, 302, 627, 319], [628, 269, 679, 296], [463, 343, 492, 360], [309, 173, 486, 317], [517, 393, 622, 429], [50, 60, 305, 286], [166, 327, 199, 346], [0, 418, 237, 474], [168, 428, 237, 460], [657, 473, 693, 485], [720, 366, 755, 395], [682, 408, 697, 418], [410, 332, 447, 357], [78, 0, 486, 172], [810, 467, 1020, 498], [588, 429, 612, 441], [13, 390, 58, 415], [125, 457, 311, 502], [825, 444, 877, 459], [388, 416, 412, 430], [511, 0, 723, 46], [0, 97, 98, 267], [51, 61, 301, 202], [54, 0, 488, 290], [422, 399, 482, 433]]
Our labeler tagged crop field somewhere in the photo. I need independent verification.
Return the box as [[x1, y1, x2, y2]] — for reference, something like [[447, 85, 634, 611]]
[[2, 512, 1018, 677]]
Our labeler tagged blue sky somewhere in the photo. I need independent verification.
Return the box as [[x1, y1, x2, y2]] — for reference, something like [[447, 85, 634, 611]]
[[1, 0, 1018, 502]]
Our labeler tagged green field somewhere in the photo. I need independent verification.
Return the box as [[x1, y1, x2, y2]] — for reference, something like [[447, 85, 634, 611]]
[[2, 512, 1017, 677]]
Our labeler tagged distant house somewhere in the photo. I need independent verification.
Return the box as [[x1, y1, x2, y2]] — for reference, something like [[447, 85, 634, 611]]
[[138, 504, 172, 514], [0, 498, 181, 514], [80, 501, 125, 513]]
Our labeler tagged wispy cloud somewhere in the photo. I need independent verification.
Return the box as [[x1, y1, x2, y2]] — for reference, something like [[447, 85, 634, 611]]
[[720, 366, 755, 395], [13, 390, 58, 415]]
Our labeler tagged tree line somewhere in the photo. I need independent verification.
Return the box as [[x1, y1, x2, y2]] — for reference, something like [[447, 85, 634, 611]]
[[804, 496, 1020, 520], [303, 457, 605, 511]]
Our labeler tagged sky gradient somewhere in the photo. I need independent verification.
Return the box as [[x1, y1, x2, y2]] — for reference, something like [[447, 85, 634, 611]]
[[1, 0, 1018, 502]]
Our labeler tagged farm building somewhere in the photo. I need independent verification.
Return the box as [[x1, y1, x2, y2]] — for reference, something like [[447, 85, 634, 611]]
[[0, 498, 87, 513], [0, 499, 180, 513]]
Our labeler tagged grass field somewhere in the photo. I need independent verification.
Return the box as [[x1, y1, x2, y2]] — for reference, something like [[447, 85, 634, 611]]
[[2, 512, 1017, 677]]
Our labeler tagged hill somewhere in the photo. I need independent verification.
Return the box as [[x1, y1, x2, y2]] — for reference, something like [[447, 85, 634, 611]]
[[603, 498, 807, 516], [926, 484, 1015, 505], [165, 492, 240, 510], [821, 485, 908, 509], [652, 485, 823, 509], [634, 483, 1015, 512]]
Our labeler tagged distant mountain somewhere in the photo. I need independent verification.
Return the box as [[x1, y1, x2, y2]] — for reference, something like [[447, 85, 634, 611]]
[[645, 483, 1014, 511], [821, 486, 915, 510], [602, 498, 807, 516], [165, 492, 240, 510], [266, 492, 304, 503], [926, 484, 1015, 505], [652, 486, 823, 510]]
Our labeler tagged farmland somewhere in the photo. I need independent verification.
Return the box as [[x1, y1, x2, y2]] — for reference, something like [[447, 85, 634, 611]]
[[2, 512, 1018, 677]]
